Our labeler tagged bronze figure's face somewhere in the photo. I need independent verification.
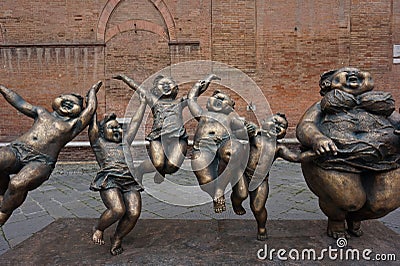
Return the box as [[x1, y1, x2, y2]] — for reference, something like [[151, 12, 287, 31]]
[[261, 114, 288, 139], [154, 77, 178, 99], [322, 67, 374, 96], [52, 94, 83, 118], [103, 119, 123, 143], [272, 114, 288, 139], [206, 90, 235, 114]]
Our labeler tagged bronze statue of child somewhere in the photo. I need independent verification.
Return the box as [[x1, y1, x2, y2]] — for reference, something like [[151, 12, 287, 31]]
[[231, 113, 314, 240], [0, 81, 102, 226], [114, 74, 188, 184], [188, 74, 249, 213], [89, 94, 146, 256]]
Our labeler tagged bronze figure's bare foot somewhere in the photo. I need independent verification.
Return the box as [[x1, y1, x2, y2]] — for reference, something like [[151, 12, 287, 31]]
[[347, 221, 363, 237], [327, 220, 350, 239], [92, 228, 105, 245], [327, 226, 350, 239], [110, 237, 123, 256], [327, 229, 350, 239], [232, 202, 246, 215], [257, 228, 268, 241], [154, 172, 165, 184], [213, 196, 226, 213]]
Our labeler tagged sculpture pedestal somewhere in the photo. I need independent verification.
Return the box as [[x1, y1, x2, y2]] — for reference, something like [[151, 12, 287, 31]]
[[0, 219, 398, 265]]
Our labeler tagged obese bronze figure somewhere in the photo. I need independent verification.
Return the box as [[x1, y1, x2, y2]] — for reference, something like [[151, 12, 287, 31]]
[[0, 81, 102, 226], [114, 74, 188, 184], [89, 93, 146, 256], [296, 67, 400, 239]]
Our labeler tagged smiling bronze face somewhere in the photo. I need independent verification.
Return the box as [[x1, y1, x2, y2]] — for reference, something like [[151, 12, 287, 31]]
[[320, 67, 374, 96], [206, 90, 235, 114], [52, 94, 83, 118], [152, 77, 179, 99], [272, 114, 288, 139]]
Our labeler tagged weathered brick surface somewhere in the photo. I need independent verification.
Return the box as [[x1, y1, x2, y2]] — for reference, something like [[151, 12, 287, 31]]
[[0, 0, 399, 146]]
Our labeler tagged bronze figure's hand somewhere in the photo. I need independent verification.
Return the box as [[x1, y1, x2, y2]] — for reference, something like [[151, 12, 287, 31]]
[[205, 74, 221, 83], [113, 74, 125, 80], [313, 137, 338, 156]]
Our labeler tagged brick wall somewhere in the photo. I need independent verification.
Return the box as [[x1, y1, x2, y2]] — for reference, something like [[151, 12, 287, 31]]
[[0, 0, 399, 154]]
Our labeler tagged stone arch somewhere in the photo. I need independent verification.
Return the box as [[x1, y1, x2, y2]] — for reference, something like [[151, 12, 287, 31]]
[[105, 19, 169, 42], [97, 0, 176, 43]]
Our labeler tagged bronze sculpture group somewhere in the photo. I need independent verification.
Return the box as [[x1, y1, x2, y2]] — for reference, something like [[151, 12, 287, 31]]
[[0, 67, 399, 255]]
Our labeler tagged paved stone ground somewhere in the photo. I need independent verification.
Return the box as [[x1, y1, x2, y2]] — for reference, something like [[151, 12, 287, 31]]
[[0, 159, 398, 256], [1, 219, 399, 265]]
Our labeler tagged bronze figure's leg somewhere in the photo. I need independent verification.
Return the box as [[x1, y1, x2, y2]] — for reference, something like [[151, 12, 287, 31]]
[[363, 169, 400, 218], [93, 189, 126, 246], [249, 179, 269, 240], [148, 140, 166, 183], [231, 176, 248, 215], [214, 163, 230, 213], [0, 174, 10, 207], [110, 190, 141, 256], [145, 138, 187, 184], [164, 138, 188, 174], [0, 147, 18, 206], [191, 150, 226, 212], [0, 162, 52, 226], [301, 161, 366, 239], [220, 140, 247, 213], [346, 168, 400, 236], [346, 220, 363, 237], [135, 160, 156, 183]]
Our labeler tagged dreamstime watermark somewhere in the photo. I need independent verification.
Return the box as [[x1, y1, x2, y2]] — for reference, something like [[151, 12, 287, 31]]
[[257, 238, 397, 262], [123, 60, 275, 207]]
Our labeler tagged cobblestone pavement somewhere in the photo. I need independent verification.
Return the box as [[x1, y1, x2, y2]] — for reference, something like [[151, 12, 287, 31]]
[[0, 160, 398, 255]]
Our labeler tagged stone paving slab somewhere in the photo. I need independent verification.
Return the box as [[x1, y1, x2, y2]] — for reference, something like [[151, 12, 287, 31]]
[[0, 219, 398, 265], [0, 160, 398, 258]]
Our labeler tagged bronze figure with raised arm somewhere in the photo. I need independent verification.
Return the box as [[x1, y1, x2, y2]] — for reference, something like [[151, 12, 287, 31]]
[[89, 92, 146, 256], [0, 81, 102, 226], [188, 74, 249, 213], [232, 113, 315, 240], [114, 74, 188, 184]]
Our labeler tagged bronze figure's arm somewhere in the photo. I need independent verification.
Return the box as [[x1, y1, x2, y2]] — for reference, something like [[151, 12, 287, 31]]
[[114, 74, 154, 104], [296, 102, 337, 156], [124, 93, 147, 145], [388, 110, 400, 135], [275, 144, 300, 162], [187, 81, 204, 119], [199, 74, 221, 95], [275, 145, 316, 163], [113, 74, 141, 91], [188, 74, 220, 119], [72, 81, 102, 137], [88, 112, 99, 145], [0, 84, 39, 118], [230, 115, 248, 140]]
